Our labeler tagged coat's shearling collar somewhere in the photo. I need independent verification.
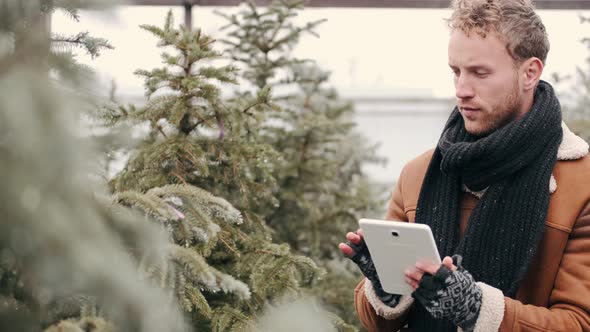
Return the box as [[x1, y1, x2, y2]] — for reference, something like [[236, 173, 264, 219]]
[[464, 122, 589, 198], [558, 121, 589, 160]]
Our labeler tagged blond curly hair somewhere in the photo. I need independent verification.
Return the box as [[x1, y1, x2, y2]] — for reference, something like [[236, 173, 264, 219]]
[[447, 0, 549, 65]]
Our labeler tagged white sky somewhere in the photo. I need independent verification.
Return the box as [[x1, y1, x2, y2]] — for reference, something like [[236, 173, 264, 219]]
[[52, 5, 590, 183], [52, 6, 590, 99]]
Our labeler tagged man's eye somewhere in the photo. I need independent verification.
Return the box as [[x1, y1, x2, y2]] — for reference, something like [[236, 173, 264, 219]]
[[475, 71, 488, 77]]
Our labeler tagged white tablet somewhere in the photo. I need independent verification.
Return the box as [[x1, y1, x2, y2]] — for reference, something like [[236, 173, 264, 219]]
[[359, 218, 441, 295]]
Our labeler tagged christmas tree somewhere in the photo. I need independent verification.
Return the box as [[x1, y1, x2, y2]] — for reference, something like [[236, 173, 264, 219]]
[[105, 11, 321, 331], [1, 1, 386, 330], [0, 1, 187, 331], [218, 1, 385, 329]]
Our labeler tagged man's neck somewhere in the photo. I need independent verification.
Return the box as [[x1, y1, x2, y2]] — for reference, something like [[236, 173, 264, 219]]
[[518, 89, 536, 118]]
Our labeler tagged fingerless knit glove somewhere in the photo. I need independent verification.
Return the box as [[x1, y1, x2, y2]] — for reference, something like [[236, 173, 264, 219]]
[[412, 255, 482, 331], [346, 234, 401, 307]]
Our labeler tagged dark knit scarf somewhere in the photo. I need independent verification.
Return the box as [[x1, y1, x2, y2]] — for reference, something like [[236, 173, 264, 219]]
[[408, 80, 563, 332]]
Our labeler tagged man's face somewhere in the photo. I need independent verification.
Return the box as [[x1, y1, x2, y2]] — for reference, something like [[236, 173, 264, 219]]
[[448, 29, 525, 136]]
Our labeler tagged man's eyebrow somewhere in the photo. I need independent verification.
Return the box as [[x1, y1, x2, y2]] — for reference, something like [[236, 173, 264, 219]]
[[467, 65, 491, 71], [448, 64, 491, 71]]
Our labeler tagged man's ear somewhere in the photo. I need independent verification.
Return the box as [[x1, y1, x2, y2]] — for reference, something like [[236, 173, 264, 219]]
[[521, 57, 544, 91]]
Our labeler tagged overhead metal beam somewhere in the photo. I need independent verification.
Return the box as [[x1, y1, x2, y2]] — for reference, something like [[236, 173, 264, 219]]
[[130, 0, 590, 10]]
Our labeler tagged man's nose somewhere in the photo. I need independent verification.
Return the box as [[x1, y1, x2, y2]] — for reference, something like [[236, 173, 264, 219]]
[[455, 75, 475, 100]]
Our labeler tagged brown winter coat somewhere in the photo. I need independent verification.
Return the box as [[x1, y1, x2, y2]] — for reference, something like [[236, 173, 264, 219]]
[[354, 126, 590, 332]]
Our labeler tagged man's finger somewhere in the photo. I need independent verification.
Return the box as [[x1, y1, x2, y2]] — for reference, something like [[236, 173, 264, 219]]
[[415, 260, 441, 275], [357, 228, 364, 238], [404, 267, 424, 284], [338, 243, 354, 257], [346, 232, 362, 244], [442, 256, 457, 271], [405, 276, 419, 290]]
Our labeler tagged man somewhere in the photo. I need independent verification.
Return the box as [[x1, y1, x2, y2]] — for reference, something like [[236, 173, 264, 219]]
[[339, 0, 590, 331]]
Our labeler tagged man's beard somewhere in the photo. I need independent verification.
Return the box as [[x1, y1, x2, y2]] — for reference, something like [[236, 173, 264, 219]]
[[470, 81, 523, 137]]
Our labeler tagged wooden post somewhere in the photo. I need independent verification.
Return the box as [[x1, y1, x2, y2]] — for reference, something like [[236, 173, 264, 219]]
[[184, 2, 193, 30]]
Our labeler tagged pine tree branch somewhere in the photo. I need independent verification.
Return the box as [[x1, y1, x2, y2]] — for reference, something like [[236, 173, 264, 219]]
[[51, 32, 113, 59], [219, 236, 239, 256], [242, 101, 265, 115], [268, 11, 287, 49], [186, 119, 203, 133], [157, 125, 168, 138], [214, 108, 225, 140], [255, 249, 278, 256], [180, 146, 202, 169], [298, 130, 311, 170], [171, 171, 188, 185], [55, 5, 80, 22]]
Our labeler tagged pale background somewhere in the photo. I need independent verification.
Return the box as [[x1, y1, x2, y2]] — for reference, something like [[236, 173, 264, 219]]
[[52, 6, 590, 184]]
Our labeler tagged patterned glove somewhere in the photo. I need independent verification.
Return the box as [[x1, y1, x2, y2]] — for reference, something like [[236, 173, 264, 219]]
[[345, 233, 401, 307], [412, 255, 482, 331]]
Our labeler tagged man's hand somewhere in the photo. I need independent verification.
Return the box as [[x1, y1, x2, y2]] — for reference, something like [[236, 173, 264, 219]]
[[338, 229, 364, 257], [338, 229, 401, 307], [338, 229, 381, 286], [405, 255, 482, 331], [404, 256, 456, 290]]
